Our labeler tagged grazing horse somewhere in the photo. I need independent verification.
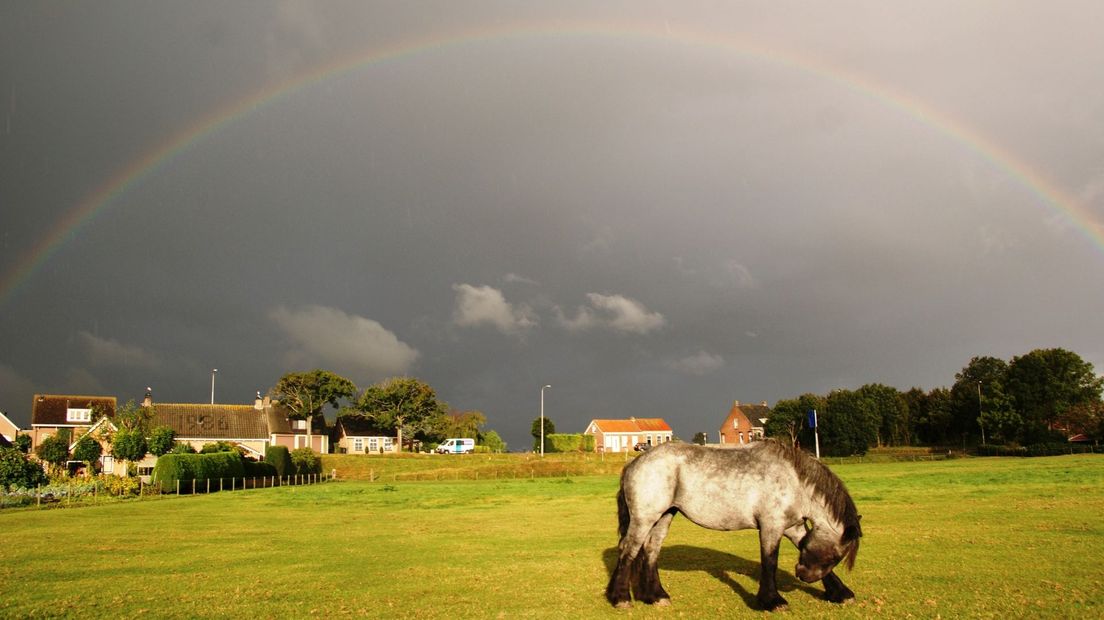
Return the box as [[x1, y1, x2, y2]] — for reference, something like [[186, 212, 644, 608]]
[[606, 440, 862, 611]]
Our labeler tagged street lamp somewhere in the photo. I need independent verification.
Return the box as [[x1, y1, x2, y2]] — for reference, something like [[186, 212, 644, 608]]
[[540, 384, 551, 456], [210, 368, 218, 404]]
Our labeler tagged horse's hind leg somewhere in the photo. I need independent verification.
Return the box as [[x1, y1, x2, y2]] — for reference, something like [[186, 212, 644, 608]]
[[606, 521, 654, 608], [633, 509, 676, 605], [821, 570, 855, 603], [756, 527, 789, 611]]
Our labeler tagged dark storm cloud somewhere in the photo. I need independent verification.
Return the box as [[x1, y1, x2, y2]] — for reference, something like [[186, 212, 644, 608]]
[[2, 2, 1102, 448]]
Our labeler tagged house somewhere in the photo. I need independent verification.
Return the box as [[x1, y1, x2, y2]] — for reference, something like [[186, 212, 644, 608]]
[[719, 400, 770, 445], [584, 417, 673, 453], [141, 390, 328, 456], [66, 416, 121, 475], [0, 410, 20, 445], [333, 416, 397, 454], [28, 394, 117, 450]]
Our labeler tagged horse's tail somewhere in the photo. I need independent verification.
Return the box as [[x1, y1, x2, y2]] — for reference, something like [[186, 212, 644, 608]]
[[616, 486, 629, 539]]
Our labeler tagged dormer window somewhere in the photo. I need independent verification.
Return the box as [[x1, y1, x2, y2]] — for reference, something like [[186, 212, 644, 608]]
[[67, 408, 91, 423], [292, 419, 307, 430]]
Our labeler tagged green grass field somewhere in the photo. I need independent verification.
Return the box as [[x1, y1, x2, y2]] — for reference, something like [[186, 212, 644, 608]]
[[2, 455, 1102, 618]]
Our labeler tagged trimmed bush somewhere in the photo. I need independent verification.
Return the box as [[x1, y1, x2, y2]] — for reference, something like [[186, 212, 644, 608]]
[[545, 433, 595, 453], [0, 447, 48, 491], [243, 459, 277, 478], [151, 452, 246, 492], [265, 445, 292, 478], [290, 447, 321, 475]]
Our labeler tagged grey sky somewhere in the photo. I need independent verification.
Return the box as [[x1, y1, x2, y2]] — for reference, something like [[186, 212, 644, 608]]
[[2, 2, 1102, 449]]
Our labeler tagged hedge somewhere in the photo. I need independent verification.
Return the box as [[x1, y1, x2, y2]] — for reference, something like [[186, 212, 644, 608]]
[[545, 434, 595, 453], [976, 443, 1097, 457], [244, 459, 277, 478], [151, 452, 246, 491], [265, 445, 292, 478]]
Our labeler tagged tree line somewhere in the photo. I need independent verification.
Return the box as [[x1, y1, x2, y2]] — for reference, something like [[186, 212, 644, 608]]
[[271, 370, 507, 452], [765, 348, 1103, 456]]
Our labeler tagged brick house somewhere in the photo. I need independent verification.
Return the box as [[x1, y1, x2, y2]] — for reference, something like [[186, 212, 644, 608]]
[[719, 400, 769, 445], [584, 417, 673, 453], [28, 394, 117, 450]]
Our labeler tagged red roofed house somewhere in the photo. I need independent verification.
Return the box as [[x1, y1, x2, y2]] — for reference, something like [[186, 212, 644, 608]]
[[719, 400, 770, 445], [584, 417, 673, 453], [0, 410, 20, 446]]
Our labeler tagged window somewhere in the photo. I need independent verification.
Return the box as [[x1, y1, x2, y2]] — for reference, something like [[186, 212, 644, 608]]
[[382, 437, 393, 450], [67, 408, 91, 423], [368, 438, 379, 452], [292, 419, 307, 430], [353, 438, 364, 452]]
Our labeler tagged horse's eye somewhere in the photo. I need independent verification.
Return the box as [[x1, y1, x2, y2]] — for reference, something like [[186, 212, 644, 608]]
[[803, 518, 814, 532]]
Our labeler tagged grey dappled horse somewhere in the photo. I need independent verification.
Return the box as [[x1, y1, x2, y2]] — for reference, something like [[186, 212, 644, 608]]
[[606, 440, 862, 611]]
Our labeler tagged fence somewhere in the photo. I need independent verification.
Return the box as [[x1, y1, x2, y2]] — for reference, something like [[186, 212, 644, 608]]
[[0, 472, 330, 511]]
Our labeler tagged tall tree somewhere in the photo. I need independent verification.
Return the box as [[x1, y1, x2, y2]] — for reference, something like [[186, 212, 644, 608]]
[[821, 390, 877, 456], [439, 409, 487, 441], [1006, 348, 1103, 443], [766, 394, 824, 450], [950, 356, 1010, 445], [531, 416, 556, 452], [906, 387, 953, 446], [857, 384, 909, 447], [272, 370, 357, 449], [358, 377, 448, 452]]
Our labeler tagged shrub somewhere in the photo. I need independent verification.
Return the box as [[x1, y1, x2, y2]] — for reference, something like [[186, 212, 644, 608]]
[[265, 445, 292, 477], [14, 433, 32, 454], [148, 426, 176, 456], [170, 442, 197, 454], [151, 452, 246, 492], [111, 428, 148, 463], [243, 459, 277, 478], [72, 434, 103, 466], [290, 447, 321, 475], [35, 434, 70, 470], [545, 434, 595, 453], [0, 447, 48, 491], [480, 430, 507, 453], [200, 441, 237, 454]]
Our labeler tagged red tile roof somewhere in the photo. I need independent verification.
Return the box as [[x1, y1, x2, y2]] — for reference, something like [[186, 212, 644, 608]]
[[589, 418, 672, 433], [31, 395, 117, 426]]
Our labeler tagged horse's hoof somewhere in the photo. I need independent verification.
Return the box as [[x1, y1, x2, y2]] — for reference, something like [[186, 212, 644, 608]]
[[614, 601, 633, 610], [653, 598, 671, 607]]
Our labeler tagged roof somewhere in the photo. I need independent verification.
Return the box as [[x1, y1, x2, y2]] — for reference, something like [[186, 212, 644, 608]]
[[588, 418, 672, 434], [724, 401, 771, 426], [31, 394, 117, 426], [335, 415, 393, 438], [151, 403, 270, 440]]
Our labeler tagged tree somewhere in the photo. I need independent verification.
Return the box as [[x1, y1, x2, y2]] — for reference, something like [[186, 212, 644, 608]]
[[72, 433, 103, 470], [1055, 400, 1104, 441], [439, 410, 487, 441], [0, 447, 48, 490], [272, 370, 357, 449], [1006, 348, 1103, 443], [480, 430, 507, 453], [148, 426, 176, 456], [766, 394, 824, 450], [692, 432, 709, 445], [531, 416, 556, 452], [906, 387, 953, 445], [358, 377, 448, 452], [14, 433, 32, 454], [951, 356, 1010, 444], [111, 428, 148, 470], [115, 399, 154, 434], [856, 384, 909, 447], [35, 430, 71, 472], [820, 390, 876, 456]]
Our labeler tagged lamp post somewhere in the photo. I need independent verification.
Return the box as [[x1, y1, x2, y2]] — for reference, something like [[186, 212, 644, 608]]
[[540, 384, 551, 456], [978, 381, 985, 445], [210, 368, 218, 404]]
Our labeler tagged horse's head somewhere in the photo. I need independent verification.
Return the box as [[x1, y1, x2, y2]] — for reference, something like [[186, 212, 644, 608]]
[[795, 517, 862, 583]]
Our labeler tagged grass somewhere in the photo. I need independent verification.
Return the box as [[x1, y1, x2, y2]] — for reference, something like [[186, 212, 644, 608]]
[[2, 455, 1102, 618]]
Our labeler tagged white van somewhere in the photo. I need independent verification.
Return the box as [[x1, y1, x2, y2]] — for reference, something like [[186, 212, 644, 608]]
[[436, 438, 475, 454]]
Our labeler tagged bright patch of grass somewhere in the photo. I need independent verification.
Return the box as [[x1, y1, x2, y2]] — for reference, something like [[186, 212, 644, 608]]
[[2, 456, 1101, 618]]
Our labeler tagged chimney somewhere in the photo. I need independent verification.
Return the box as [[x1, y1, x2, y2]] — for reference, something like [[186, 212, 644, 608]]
[[142, 387, 153, 408], [761, 401, 768, 407], [733, 400, 740, 407], [254, 391, 264, 410]]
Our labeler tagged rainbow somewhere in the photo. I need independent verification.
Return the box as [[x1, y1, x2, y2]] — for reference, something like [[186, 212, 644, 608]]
[[3, 19, 1100, 306]]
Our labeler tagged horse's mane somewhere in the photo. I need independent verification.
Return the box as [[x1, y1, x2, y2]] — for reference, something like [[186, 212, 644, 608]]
[[765, 439, 863, 568]]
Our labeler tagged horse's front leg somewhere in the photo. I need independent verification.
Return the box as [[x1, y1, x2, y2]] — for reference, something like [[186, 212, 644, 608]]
[[821, 570, 855, 604], [756, 528, 788, 611]]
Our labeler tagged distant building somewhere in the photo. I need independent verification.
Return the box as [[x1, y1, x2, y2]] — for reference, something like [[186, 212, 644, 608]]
[[0, 410, 20, 445], [718, 400, 769, 445], [333, 416, 397, 454], [584, 417, 673, 453]]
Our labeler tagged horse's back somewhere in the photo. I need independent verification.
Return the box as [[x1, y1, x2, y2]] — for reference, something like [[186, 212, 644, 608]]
[[621, 441, 800, 531]]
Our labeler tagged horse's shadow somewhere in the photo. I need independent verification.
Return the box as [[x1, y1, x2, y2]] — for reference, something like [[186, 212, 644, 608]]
[[602, 545, 822, 610]]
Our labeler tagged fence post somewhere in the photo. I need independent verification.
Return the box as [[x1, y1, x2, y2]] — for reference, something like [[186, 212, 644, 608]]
[[37, 483, 41, 507], [176, 479, 180, 495]]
